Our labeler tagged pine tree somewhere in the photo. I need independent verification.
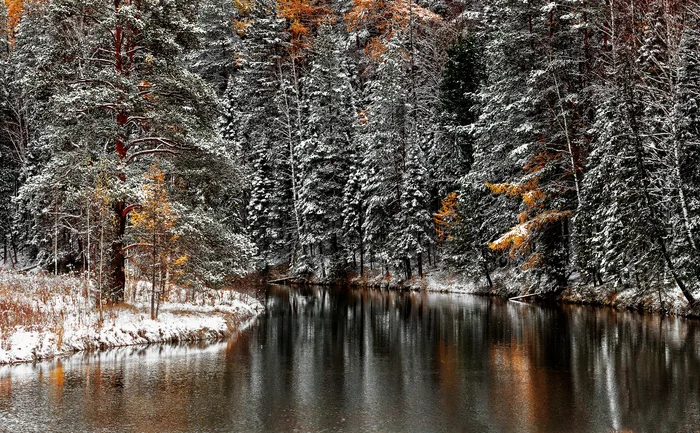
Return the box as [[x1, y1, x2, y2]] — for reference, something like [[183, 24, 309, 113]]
[[341, 153, 365, 275], [189, 0, 241, 94], [359, 39, 408, 273], [576, 85, 663, 291], [296, 23, 355, 277], [16, 0, 227, 300], [433, 35, 481, 196], [459, 0, 594, 292], [222, 0, 290, 269], [673, 10, 700, 263], [393, 139, 432, 278]]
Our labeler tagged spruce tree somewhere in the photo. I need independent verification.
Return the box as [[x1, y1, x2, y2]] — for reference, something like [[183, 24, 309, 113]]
[[297, 23, 355, 277]]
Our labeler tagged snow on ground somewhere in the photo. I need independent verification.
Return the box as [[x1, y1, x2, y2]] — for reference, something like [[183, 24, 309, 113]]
[[421, 267, 699, 317], [0, 271, 263, 365], [349, 266, 698, 317]]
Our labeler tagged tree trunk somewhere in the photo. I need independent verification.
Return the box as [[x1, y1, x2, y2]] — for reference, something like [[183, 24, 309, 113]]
[[151, 223, 157, 320], [417, 253, 423, 278], [360, 239, 365, 278], [111, 202, 127, 303], [319, 243, 326, 279], [481, 249, 493, 288]]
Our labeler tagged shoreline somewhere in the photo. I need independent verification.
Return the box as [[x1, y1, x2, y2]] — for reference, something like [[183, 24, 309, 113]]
[[278, 268, 700, 319], [0, 310, 263, 366], [0, 271, 265, 365]]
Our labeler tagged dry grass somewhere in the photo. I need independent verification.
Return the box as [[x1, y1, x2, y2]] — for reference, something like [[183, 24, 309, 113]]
[[0, 295, 40, 330], [0, 271, 90, 346], [0, 270, 257, 336], [0, 269, 263, 363]]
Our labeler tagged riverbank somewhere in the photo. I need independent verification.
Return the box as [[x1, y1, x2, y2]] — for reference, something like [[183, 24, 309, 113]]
[[343, 268, 700, 318], [0, 271, 263, 365]]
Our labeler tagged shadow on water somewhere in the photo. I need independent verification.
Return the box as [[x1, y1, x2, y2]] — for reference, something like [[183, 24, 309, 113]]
[[1, 285, 699, 433]]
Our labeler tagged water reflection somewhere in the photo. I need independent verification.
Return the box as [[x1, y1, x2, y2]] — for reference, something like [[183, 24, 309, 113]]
[[1, 286, 699, 432]]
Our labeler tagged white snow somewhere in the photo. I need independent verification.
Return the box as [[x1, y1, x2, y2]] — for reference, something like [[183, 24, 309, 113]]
[[0, 271, 263, 365], [349, 266, 698, 318]]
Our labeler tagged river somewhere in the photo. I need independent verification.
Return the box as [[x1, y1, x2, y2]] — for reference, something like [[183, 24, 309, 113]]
[[1, 285, 699, 432]]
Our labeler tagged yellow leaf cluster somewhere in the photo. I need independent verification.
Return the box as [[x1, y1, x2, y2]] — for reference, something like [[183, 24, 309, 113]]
[[173, 254, 188, 268], [233, 0, 253, 15], [488, 209, 571, 260], [129, 164, 187, 283], [233, 18, 252, 37], [433, 192, 458, 243], [131, 166, 176, 233], [486, 178, 546, 221], [486, 147, 573, 270], [365, 38, 387, 60], [486, 178, 539, 198]]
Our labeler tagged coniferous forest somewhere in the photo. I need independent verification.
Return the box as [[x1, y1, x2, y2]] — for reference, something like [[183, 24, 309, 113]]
[[1, 0, 700, 307]]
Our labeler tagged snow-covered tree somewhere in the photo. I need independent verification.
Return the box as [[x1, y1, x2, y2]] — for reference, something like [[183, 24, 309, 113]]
[[223, 0, 290, 269], [16, 0, 240, 301], [296, 23, 356, 277], [189, 0, 242, 94]]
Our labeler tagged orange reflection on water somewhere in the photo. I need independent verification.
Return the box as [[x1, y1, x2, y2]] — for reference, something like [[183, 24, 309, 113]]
[[489, 341, 537, 427], [49, 360, 65, 405], [0, 376, 11, 398]]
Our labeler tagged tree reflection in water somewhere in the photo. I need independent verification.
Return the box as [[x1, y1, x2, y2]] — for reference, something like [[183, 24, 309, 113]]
[[1, 285, 699, 432]]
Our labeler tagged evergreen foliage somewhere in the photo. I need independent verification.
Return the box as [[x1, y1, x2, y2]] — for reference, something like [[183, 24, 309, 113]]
[[2, 0, 700, 305]]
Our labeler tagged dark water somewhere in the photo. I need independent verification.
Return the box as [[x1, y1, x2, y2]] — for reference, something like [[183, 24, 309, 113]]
[[1, 286, 700, 433]]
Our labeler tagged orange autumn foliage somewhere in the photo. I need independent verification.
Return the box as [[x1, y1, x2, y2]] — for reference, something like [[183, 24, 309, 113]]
[[130, 165, 187, 290], [4, 0, 23, 30], [488, 209, 570, 258], [434, 192, 458, 243], [233, 0, 253, 15], [231, 0, 253, 37], [365, 38, 387, 60], [345, 0, 440, 59], [485, 144, 574, 268], [486, 176, 570, 265], [357, 109, 368, 124], [277, 0, 332, 56]]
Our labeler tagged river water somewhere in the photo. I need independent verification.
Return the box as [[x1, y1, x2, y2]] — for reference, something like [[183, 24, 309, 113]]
[[1, 285, 699, 432]]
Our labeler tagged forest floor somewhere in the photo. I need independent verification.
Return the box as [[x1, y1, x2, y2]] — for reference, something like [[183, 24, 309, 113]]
[[347, 267, 699, 318], [0, 271, 263, 364]]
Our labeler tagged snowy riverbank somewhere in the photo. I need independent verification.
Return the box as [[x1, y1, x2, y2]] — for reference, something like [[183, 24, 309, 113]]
[[0, 271, 263, 365], [348, 268, 700, 318]]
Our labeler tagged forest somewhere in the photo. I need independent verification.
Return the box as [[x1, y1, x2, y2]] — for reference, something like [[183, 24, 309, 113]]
[[1, 0, 700, 307]]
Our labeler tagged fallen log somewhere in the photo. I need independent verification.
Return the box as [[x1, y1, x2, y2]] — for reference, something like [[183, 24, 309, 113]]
[[268, 276, 298, 284], [509, 293, 538, 301]]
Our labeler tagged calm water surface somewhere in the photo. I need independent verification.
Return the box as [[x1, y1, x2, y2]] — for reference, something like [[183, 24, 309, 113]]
[[1, 285, 699, 432]]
